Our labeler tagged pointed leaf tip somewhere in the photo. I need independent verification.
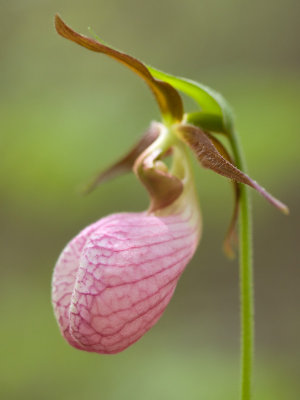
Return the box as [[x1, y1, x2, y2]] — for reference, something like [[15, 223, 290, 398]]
[[54, 14, 183, 122]]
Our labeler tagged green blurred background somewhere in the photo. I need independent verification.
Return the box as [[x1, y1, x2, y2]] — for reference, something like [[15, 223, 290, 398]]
[[1, 1, 299, 399]]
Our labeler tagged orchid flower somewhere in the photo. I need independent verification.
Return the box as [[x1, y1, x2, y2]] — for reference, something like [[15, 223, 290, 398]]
[[52, 14, 288, 399]]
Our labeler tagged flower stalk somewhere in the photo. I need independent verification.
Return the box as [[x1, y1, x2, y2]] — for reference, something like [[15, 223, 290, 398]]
[[229, 128, 254, 400]]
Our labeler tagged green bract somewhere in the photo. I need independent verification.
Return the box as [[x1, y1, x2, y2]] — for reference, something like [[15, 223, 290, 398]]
[[148, 66, 234, 133]]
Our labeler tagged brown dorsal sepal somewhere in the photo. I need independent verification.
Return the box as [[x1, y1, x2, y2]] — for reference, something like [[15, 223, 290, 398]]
[[55, 15, 183, 122]]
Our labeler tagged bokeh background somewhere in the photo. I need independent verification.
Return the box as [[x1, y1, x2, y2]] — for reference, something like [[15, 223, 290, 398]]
[[1, 1, 299, 399]]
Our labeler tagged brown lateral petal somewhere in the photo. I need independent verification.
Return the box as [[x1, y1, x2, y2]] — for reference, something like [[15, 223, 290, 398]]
[[55, 15, 183, 122], [178, 124, 289, 214], [206, 132, 240, 258], [82, 123, 160, 194], [134, 150, 183, 212]]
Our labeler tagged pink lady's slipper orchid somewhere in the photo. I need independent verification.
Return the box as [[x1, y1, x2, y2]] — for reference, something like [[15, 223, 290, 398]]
[[52, 152, 201, 354], [52, 15, 288, 354], [52, 120, 201, 354]]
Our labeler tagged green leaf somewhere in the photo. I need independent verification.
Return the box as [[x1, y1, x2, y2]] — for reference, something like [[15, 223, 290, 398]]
[[186, 112, 224, 133], [148, 66, 234, 133]]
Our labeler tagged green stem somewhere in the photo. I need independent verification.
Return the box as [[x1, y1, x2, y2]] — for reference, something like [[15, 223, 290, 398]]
[[229, 129, 254, 400]]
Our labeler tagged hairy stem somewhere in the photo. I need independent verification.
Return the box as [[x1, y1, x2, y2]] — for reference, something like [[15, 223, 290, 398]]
[[229, 129, 254, 400]]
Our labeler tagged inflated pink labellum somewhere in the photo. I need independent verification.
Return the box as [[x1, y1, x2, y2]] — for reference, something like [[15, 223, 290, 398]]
[[52, 208, 200, 354]]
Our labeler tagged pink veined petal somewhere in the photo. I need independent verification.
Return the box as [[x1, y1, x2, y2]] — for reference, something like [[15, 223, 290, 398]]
[[52, 208, 201, 354]]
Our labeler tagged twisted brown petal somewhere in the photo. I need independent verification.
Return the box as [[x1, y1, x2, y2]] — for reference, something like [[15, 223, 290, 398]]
[[205, 132, 240, 258], [82, 123, 160, 194], [178, 124, 289, 214]]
